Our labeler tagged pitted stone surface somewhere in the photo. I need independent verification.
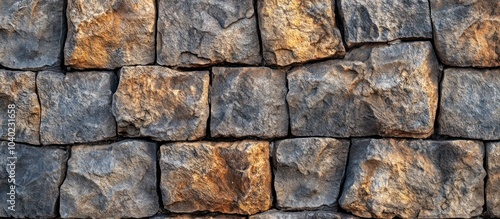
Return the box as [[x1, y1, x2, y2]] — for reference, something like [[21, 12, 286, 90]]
[[60, 140, 158, 218], [340, 139, 485, 218], [211, 67, 288, 138], [287, 42, 439, 138], [113, 66, 209, 141], [258, 0, 345, 66], [0, 142, 67, 218], [153, 215, 245, 219], [274, 138, 349, 209], [430, 0, 500, 67], [250, 210, 358, 219], [38, 71, 116, 145], [160, 140, 272, 215], [487, 142, 500, 217], [439, 68, 500, 140], [157, 0, 261, 67], [0, 70, 40, 145], [0, 0, 65, 70], [339, 0, 432, 47], [65, 0, 156, 69]]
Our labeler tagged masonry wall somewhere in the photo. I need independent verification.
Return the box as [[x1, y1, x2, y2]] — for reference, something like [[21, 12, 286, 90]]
[[0, 0, 499, 218]]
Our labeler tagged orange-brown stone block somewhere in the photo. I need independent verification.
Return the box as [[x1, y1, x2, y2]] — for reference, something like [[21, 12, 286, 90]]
[[65, 0, 156, 69], [160, 140, 272, 215], [258, 0, 345, 66]]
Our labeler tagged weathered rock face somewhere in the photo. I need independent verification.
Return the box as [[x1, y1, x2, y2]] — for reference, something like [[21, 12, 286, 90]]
[[340, 139, 485, 218], [153, 215, 245, 219], [60, 140, 158, 218], [0, 0, 65, 70], [157, 0, 261, 67], [487, 142, 500, 217], [65, 0, 156, 69], [287, 42, 439, 138], [430, 0, 500, 67], [210, 67, 288, 138], [274, 138, 349, 209], [0, 142, 67, 218], [249, 210, 358, 219], [37, 71, 116, 145], [160, 140, 272, 215], [439, 68, 500, 140], [0, 70, 40, 145], [258, 0, 345, 66], [339, 0, 432, 47], [113, 66, 209, 141]]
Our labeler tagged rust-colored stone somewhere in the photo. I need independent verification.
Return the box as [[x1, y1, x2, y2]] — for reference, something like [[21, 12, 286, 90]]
[[65, 0, 156, 69], [160, 140, 272, 215], [258, 0, 345, 66]]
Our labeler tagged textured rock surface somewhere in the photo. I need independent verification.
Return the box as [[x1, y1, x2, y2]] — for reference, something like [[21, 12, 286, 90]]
[[211, 67, 288, 138], [430, 0, 500, 67], [60, 140, 158, 218], [38, 71, 116, 145], [153, 215, 245, 219], [160, 140, 272, 215], [157, 0, 261, 67], [0, 70, 40, 145], [340, 139, 485, 218], [258, 0, 345, 66], [274, 138, 349, 209], [113, 66, 209, 141], [339, 0, 432, 47], [0, 0, 65, 70], [287, 42, 439, 138], [487, 142, 500, 217], [0, 142, 67, 218], [439, 68, 500, 140], [65, 0, 156, 69], [250, 210, 358, 219]]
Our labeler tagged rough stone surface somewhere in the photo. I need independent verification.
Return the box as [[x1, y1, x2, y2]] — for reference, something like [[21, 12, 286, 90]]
[[430, 0, 500, 67], [211, 67, 288, 138], [340, 139, 485, 218], [250, 210, 358, 219], [258, 0, 345, 66], [153, 215, 245, 219], [0, 70, 40, 145], [287, 42, 439, 138], [65, 0, 156, 69], [487, 142, 500, 217], [60, 140, 158, 218], [160, 140, 272, 215], [157, 0, 261, 67], [0, 0, 65, 70], [274, 138, 349, 209], [113, 66, 209, 141], [439, 68, 500, 140], [0, 142, 67, 218], [339, 0, 432, 47], [37, 71, 116, 145]]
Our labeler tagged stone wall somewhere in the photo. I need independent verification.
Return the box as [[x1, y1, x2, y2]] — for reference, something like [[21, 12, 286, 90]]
[[0, 0, 499, 218]]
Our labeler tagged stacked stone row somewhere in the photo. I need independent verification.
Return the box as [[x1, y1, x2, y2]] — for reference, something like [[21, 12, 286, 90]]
[[0, 0, 499, 218]]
